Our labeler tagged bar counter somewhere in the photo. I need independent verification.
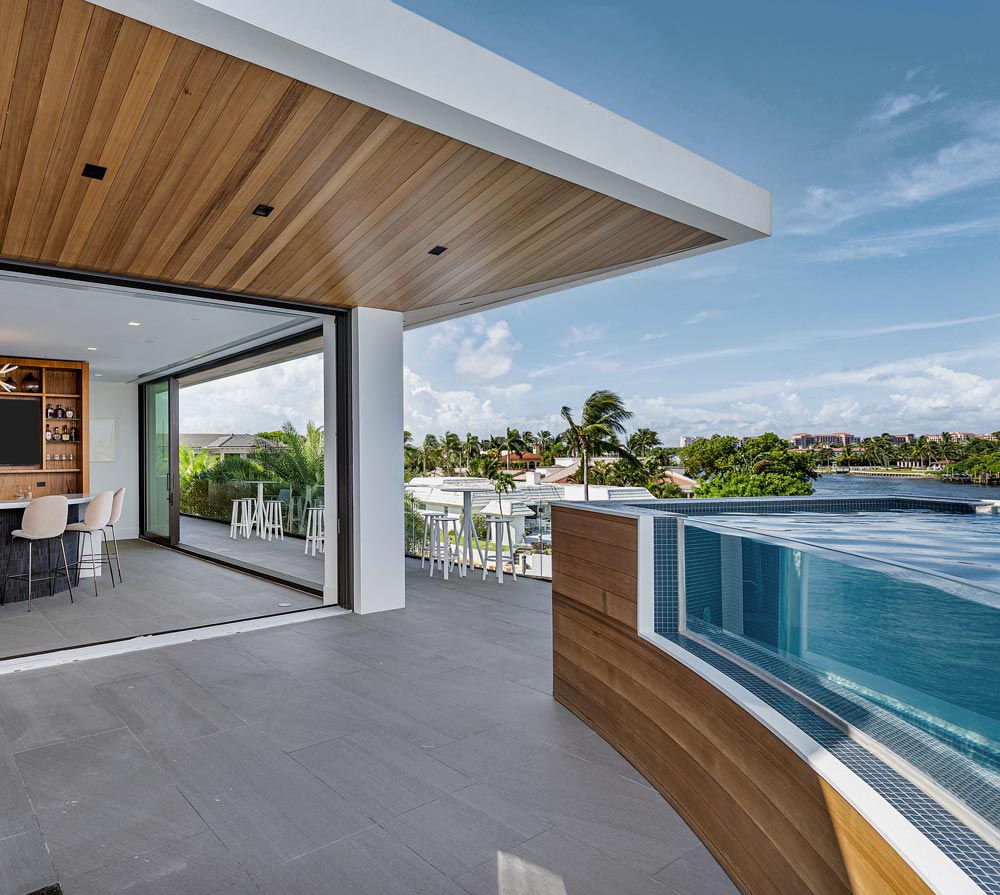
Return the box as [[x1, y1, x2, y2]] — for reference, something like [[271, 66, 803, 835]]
[[0, 494, 92, 605]]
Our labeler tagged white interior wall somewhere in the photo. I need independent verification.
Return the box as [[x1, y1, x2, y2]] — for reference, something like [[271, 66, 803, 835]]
[[88, 381, 139, 539]]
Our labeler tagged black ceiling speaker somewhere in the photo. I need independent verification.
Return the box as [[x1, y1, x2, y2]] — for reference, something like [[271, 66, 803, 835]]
[[81, 163, 107, 180], [427, 245, 448, 256], [252, 204, 274, 217]]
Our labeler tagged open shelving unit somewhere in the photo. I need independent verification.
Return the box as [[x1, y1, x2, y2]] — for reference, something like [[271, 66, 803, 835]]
[[0, 356, 89, 501]]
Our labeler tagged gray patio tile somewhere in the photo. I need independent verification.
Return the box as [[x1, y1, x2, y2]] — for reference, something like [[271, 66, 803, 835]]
[[16, 728, 206, 878], [329, 670, 497, 747], [517, 672, 553, 694], [318, 627, 466, 678], [383, 782, 550, 878], [249, 824, 467, 895], [159, 639, 302, 692], [62, 831, 251, 895], [0, 731, 35, 840], [0, 830, 55, 895], [0, 667, 122, 752], [49, 614, 142, 645], [229, 627, 368, 677], [429, 724, 554, 779], [207, 683, 368, 752], [653, 844, 740, 895], [97, 669, 245, 750], [291, 726, 473, 821], [483, 750, 699, 875], [454, 827, 669, 895], [154, 726, 371, 873], [77, 648, 175, 685]]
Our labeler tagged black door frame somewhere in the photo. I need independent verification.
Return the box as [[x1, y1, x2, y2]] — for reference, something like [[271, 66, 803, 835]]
[[137, 375, 180, 547]]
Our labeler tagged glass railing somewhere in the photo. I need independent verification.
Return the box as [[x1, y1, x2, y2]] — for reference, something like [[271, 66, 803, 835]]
[[180, 478, 325, 537], [404, 492, 552, 580], [681, 518, 1000, 826]]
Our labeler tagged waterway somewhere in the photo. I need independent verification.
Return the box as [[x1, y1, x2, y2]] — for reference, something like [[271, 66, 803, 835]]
[[812, 472, 1000, 501]]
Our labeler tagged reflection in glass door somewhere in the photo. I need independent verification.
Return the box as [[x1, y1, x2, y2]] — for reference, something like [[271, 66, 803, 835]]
[[142, 378, 178, 543]]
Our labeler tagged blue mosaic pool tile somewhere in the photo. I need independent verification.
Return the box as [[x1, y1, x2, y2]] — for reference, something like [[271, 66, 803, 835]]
[[652, 516, 679, 634]]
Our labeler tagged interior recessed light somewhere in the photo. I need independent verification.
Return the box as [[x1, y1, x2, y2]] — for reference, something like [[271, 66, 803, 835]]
[[81, 162, 107, 180], [127, 321, 141, 327], [252, 204, 274, 217], [94, 373, 103, 377], [427, 245, 448, 256], [86, 347, 98, 351]]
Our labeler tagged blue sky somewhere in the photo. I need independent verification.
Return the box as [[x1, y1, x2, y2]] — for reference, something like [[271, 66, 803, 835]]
[[402, 0, 1000, 444]]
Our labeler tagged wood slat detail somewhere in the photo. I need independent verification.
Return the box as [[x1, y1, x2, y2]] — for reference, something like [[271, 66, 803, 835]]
[[551, 506, 936, 895], [0, 0, 721, 311]]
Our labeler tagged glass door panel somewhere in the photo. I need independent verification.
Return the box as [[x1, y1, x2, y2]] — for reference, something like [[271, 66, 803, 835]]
[[142, 378, 178, 542]]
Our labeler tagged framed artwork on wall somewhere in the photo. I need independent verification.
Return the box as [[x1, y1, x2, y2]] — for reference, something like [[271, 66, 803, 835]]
[[91, 418, 116, 462]]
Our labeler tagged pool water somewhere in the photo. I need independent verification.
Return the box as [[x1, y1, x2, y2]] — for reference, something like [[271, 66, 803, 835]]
[[682, 512, 1000, 780], [694, 510, 1000, 587]]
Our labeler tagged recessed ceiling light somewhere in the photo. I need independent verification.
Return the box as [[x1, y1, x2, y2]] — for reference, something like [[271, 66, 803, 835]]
[[428, 245, 448, 256], [94, 373, 103, 377], [459, 300, 474, 306], [127, 321, 141, 327], [252, 204, 273, 217], [81, 162, 107, 180], [86, 347, 98, 351]]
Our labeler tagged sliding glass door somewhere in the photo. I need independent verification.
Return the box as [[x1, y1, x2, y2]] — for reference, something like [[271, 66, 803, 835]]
[[141, 377, 179, 544]]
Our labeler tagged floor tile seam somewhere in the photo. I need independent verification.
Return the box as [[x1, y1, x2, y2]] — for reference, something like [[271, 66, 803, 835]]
[[9, 723, 132, 757], [650, 839, 708, 878], [240, 820, 382, 877]]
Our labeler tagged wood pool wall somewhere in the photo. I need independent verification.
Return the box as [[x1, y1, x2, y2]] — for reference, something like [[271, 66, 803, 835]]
[[551, 503, 934, 895]]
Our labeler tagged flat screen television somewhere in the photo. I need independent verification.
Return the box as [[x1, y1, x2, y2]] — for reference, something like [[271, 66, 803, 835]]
[[0, 398, 42, 466]]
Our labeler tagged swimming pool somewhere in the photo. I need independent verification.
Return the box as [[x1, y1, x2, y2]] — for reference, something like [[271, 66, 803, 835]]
[[675, 503, 1000, 827]]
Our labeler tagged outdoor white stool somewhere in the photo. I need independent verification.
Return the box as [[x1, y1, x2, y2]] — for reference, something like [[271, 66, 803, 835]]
[[262, 499, 285, 541], [1, 495, 74, 610], [428, 513, 462, 580], [418, 509, 448, 569], [483, 515, 518, 584], [304, 506, 325, 556], [230, 498, 255, 539], [66, 490, 115, 597]]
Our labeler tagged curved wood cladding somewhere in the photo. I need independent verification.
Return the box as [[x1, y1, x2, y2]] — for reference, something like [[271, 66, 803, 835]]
[[551, 505, 935, 895], [0, 0, 720, 312]]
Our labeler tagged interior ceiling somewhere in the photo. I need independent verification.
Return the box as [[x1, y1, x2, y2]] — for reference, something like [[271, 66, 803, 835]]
[[0, 275, 311, 381], [0, 0, 722, 317]]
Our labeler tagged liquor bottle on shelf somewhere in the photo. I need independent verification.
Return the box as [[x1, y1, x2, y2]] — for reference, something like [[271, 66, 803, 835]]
[[55, 404, 64, 419], [70, 423, 77, 441], [45, 423, 53, 442], [61, 424, 69, 442], [46, 403, 54, 418], [66, 406, 75, 419]]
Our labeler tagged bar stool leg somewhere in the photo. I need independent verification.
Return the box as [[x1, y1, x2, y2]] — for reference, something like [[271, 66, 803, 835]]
[[27, 540, 32, 610], [102, 533, 116, 588], [60, 536, 74, 602], [428, 517, 438, 577], [0, 537, 11, 606], [420, 516, 430, 568], [111, 524, 123, 583], [507, 521, 518, 581]]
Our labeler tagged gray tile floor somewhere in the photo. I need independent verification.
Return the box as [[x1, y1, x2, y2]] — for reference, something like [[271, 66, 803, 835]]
[[0, 558, 738, 895], [0, 539, 318, 660], [181, 515, 325, 587]]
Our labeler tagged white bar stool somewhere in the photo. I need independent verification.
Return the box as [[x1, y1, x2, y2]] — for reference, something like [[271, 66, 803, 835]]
[[230, 498, 254, 539], [262, 499, 285, 541], [66, 490, 115, 597], [104, 487, 126, 583], [1, 495, 74, 610], [483, 515, 518, 584], [428, 513, 462, 580], [418, 509, 448, 569], [304, 506, 325, 556]]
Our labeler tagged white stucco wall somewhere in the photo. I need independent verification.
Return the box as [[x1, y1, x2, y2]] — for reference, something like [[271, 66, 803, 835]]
[[349, 308, 404, 613]]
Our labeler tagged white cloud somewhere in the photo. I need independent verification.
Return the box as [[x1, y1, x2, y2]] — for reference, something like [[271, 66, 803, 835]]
[[868, 87, 947, 125], [452, 319, 521, 381], [179, 354, 324, 434], [813, 215, 1000, 261], [404, 367, 507, 438], [560, 324, 604, 347], [484, 382, 533, 399], [683, 309, 722, 326]]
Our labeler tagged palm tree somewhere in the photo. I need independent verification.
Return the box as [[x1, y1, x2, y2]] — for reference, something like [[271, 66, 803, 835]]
[[627, 427, 661, 458], [560, 390, 635, 500], [422, 433, 439, 474], [463, 432, 480, 469], [441, 431, 462, 475], [502, 427, 526, 470], [249, 421, 324, 489]]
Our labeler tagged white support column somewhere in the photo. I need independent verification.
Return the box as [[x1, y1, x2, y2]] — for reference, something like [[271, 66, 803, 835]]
[[347, 308, 404, 613]]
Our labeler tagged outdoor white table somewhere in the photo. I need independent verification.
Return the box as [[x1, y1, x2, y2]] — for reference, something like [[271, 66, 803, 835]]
[[244, 481, 278, 538], [440, 485, 493, 575]]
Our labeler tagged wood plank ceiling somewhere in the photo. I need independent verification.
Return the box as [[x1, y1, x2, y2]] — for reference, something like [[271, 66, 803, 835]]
[[0, 0, 722, 313]]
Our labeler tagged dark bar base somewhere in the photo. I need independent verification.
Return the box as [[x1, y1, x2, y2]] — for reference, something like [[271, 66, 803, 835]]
[[0, 505, 82, 605]]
